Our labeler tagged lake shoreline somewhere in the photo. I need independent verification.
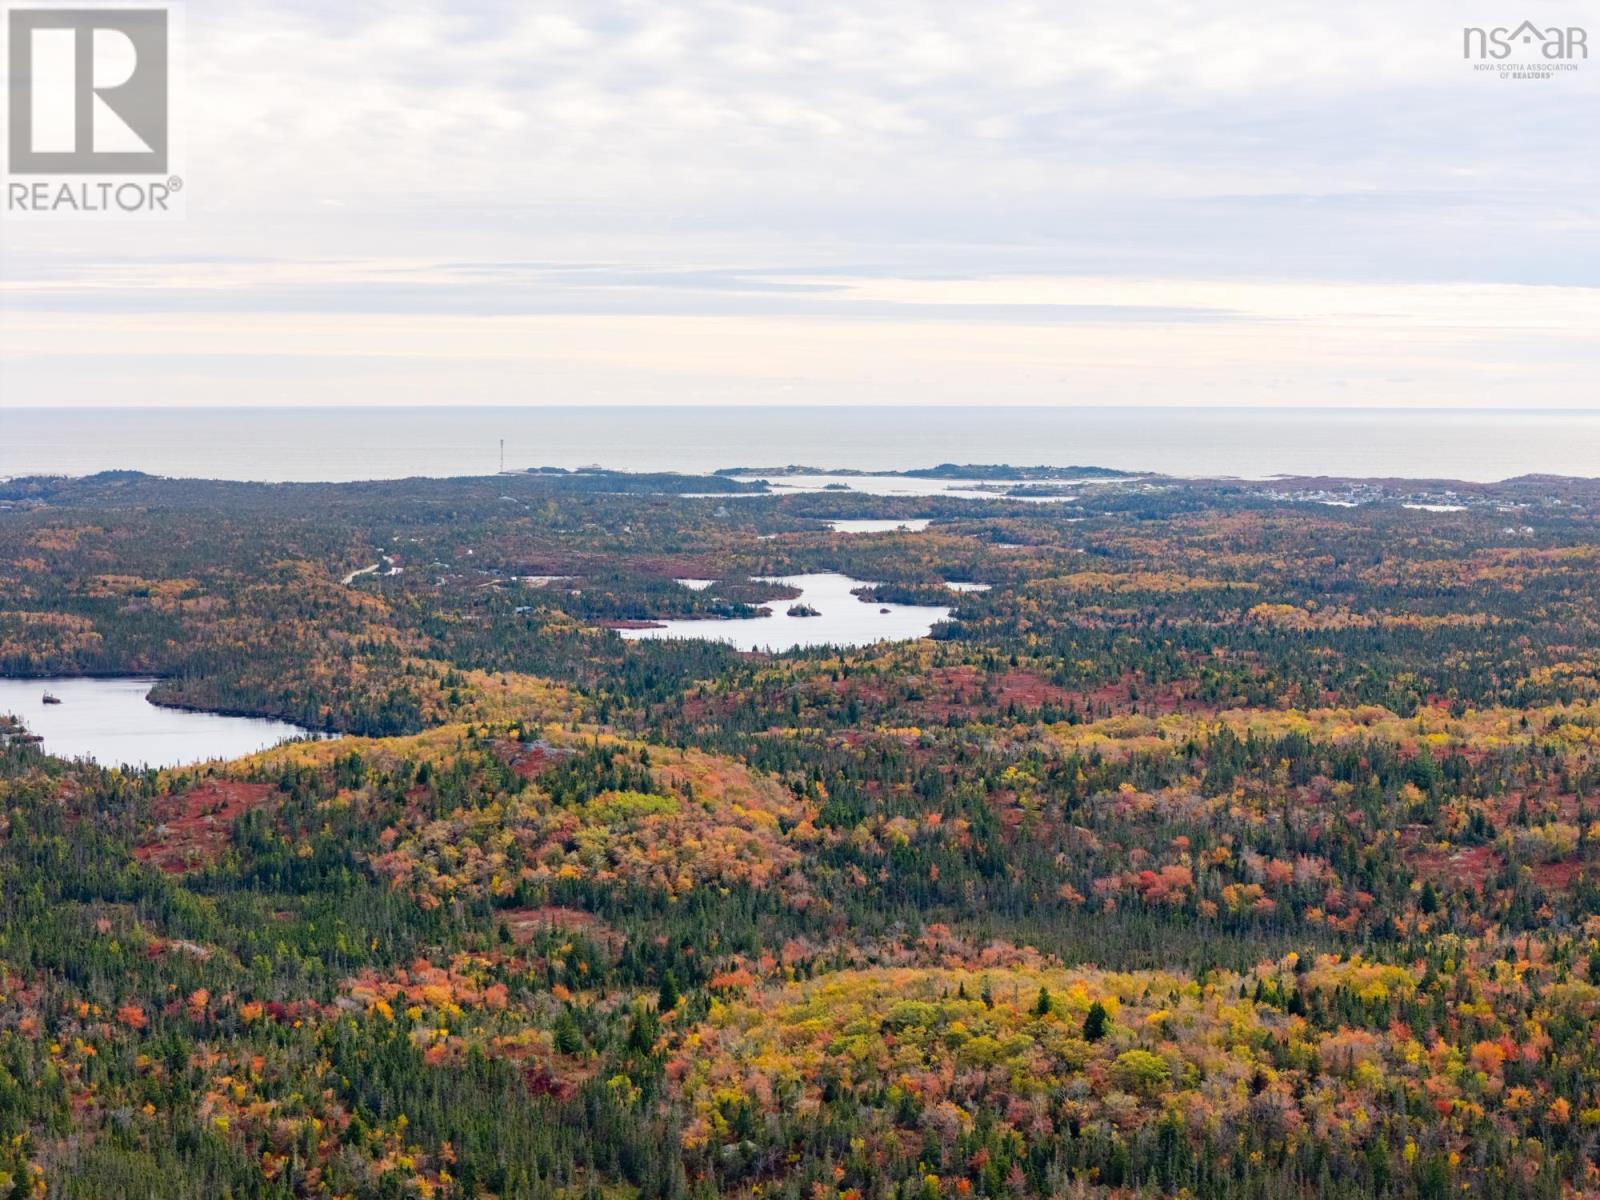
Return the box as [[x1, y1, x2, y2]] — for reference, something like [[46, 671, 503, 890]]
[[617, 572, 952, 652], [0, 676, 324, 768], [0, 672, 326, 729]]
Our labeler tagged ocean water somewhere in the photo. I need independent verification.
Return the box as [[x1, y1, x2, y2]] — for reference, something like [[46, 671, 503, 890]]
[[2, 406, 1598, 483], [745, 473, 1073, 499]]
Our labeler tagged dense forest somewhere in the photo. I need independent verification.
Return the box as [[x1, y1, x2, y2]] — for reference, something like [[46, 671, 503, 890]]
[[2, 465, 1600, 1198]]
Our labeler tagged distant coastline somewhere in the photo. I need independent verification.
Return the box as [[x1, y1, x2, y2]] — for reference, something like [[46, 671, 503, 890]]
[[3, 406, 1598, 484], [714, 463, 1136, 480]]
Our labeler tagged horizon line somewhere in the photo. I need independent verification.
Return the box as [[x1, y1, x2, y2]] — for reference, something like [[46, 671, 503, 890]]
[[7, 404, 1600, 415]]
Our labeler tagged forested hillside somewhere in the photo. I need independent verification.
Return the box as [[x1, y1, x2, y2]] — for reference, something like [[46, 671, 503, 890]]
[[2, 467, 1600, 1199]]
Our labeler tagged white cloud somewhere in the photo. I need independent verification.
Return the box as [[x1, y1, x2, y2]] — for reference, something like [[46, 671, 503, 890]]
[[3, 0, 1597, 406]]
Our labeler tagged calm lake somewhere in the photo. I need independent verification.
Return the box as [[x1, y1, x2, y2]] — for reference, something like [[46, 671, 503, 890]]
[[827, 518, 932, 533], [0, 677, 319, 768], [618, 573, 952, 652]]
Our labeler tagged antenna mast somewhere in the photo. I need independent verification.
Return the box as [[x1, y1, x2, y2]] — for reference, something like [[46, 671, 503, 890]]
[[499, 438, 505, 473]]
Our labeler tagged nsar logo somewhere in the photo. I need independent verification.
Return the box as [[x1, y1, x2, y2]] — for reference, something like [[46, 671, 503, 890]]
[[1463, 21, 1588, 60]]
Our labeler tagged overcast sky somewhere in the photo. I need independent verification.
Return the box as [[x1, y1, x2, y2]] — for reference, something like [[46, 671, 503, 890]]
[[2, 0, 1598, 407]]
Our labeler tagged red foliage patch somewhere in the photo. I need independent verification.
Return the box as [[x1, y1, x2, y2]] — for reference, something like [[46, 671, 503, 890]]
[[495, 906, 622, 954], [134, 780, 275, 874], [883, 667, 1202, 722], [490, 739, 573, 781], [1079, 675, 1197, 715], [523, 1066, 580, 1101], [1409, 843, 1500, 891], [1533, 858, 1585, 892]]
